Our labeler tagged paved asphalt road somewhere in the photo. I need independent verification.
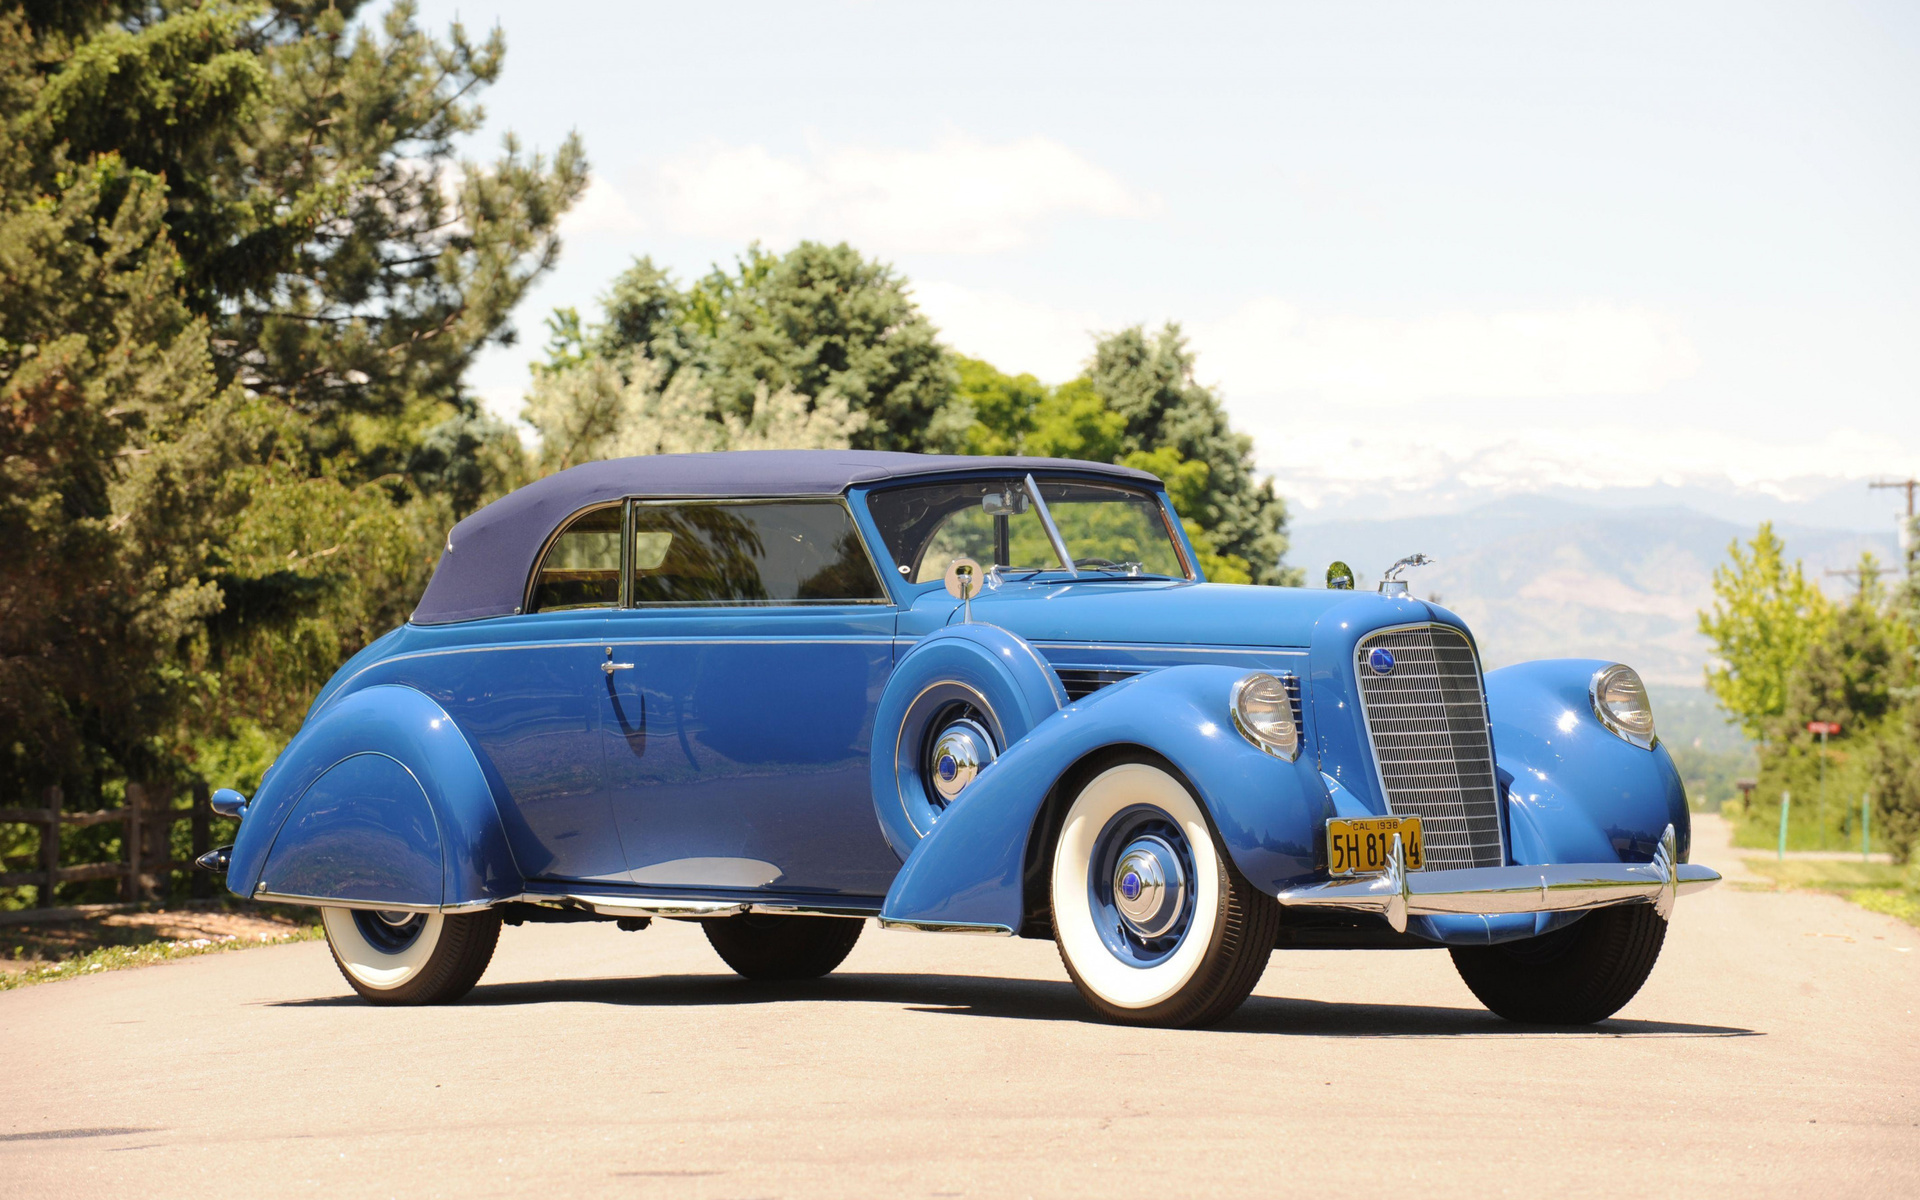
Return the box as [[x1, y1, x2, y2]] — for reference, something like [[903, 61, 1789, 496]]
[[3, 816, 1916, 1199]]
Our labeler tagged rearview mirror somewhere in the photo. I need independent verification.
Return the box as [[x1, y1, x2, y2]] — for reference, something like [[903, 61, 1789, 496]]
[[982, 489, 1030, 516]]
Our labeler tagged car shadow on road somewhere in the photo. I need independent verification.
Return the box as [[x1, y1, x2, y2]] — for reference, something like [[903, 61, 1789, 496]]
[[274, 971, 1758, 1038]]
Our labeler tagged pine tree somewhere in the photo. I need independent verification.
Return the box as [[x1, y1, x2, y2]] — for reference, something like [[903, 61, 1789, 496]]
[[0, 2, 580, 816]]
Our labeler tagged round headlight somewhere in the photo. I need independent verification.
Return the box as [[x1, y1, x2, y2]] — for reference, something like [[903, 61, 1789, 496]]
[[1591, 663, 1656, 749], [1231, 673, 1300, 761]]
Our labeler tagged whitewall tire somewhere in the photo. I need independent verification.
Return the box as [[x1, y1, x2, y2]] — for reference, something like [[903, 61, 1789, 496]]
[[1050, 759, 1279, 1027], [321, 907, 500, 1005]]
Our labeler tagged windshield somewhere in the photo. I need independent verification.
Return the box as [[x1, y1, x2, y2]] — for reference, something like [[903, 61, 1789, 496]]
[[866, 477, 1190, 583]]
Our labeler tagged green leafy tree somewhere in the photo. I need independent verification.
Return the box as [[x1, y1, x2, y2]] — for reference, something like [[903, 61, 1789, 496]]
[[1868, 523, 1920, 862], [956, 354, 1047, 456], [1783, 556, 1904, 734], [579, 243, 967, 454], [542, 250, 1295, 584], [1870, 704, 1920, 863], [1699, 523, 1832, 740], [523, 351, 865, 474], [957, 355, 1263, 583], [1085, 325, 1296, 584]]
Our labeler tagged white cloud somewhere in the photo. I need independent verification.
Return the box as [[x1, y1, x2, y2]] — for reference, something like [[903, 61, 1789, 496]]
[[1265, 422, 1912, 514], [910, 280, 1107, 381], [1189, 299, 1701, 406], [649, 134, 1157, 254], [562, 174, 646, 236]]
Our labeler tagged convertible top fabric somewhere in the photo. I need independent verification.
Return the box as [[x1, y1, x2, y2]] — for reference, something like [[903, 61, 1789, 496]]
[[410, 450, 1159, 625]]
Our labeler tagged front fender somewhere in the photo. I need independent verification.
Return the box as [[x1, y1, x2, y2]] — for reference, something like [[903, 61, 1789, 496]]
[[1486, 659, 1691, 866], [880, 665, 1328, 932], [228, 684, 522, 908]]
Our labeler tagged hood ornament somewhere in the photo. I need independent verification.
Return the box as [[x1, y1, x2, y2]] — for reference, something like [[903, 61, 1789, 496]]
[[1379, 553, 1434, 598]]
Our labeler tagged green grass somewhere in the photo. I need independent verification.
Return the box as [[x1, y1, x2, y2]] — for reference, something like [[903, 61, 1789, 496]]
[[1741, 858, 1920, 928], [0, 923, 323, 992]]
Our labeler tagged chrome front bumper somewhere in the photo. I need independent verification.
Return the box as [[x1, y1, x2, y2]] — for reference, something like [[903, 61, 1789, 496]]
[[1273, 824, 1719, 934]]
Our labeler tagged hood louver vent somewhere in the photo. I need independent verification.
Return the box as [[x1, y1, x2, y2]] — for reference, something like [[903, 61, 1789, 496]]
[[1055, 668, 1140, 701]]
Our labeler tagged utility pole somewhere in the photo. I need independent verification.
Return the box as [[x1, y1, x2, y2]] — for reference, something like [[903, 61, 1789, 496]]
[[1825, 563, 1890, 603], [1870, 477, 1919, 519]]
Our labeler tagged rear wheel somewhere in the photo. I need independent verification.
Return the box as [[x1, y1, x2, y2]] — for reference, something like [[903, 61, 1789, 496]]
[[1050, 759, 1278, 1027], [1449, 904, 1667, 1024], [321, 907, 501, 1005], [703, 913, 864, 981]]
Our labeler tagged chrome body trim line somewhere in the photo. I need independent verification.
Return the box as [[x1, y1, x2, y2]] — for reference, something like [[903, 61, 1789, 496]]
[[252, 889, 442, 914], [1273, 825, 1717, 934], [1030, 641, 1308, 657], [878, 917, 1016, 936], [741, 902, 876, 920]]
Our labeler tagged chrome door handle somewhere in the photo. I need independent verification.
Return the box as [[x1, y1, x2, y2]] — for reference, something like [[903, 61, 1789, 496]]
[[602, 661, 635, 675]]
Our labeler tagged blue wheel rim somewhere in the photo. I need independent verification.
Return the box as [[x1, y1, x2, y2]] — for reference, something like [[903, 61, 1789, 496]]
[[1087, 804, 1197, 968], [352, 910, 427, 953]]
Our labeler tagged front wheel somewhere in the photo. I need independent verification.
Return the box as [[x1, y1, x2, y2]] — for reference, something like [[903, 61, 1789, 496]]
[[703, 913, 864, 981], [321, 907, 501, 1005], [1449, 903, 1667, 1024], [1050, 759, 1279, 1027]]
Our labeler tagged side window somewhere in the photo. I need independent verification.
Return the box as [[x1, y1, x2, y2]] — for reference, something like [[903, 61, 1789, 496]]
[[629, 501, 886, 605], [529, 506, 622, 612]]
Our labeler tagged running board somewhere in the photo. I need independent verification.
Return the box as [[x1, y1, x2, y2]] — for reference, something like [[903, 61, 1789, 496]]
[[252, 887, 880, 921], [522, 893, 879, 921]]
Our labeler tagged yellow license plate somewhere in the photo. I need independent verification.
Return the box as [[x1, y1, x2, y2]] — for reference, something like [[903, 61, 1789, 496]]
[[1326, 816, 1424, 876]]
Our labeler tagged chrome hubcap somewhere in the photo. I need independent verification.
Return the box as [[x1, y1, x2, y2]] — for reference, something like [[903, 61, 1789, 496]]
[[929, 719, 994, 805], [1111, 835, 1186, 939]]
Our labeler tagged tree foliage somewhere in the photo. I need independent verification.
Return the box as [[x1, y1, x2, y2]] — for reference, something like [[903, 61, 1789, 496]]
[[523, 350, 866, 474], [536, 251, 1298, 587], [572, 244, 964, 454], [1699, 522, 1832, 740], [1085, 325, 1295, 585], [0, 2, 578, 817]]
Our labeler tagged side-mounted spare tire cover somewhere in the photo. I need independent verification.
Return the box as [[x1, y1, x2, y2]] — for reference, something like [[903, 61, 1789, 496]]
[[871, 624, 1065, 860]]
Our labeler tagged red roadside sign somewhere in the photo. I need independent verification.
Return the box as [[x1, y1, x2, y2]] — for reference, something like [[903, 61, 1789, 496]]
[[1807, 721, 1842, 735]]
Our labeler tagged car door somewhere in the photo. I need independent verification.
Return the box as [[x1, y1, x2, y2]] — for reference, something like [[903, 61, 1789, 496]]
[[389, 503, 629, 883], [600, 498, 900, 896]]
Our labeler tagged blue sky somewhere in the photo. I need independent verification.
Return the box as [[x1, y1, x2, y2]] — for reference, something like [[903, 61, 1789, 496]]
[[412, 0, 1920, 524]]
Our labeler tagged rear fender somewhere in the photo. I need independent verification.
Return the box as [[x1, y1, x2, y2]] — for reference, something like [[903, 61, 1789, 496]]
[[227, 685, 522, 908], [880, 664, 1329, 932], [1486, 659, 1691, 866]]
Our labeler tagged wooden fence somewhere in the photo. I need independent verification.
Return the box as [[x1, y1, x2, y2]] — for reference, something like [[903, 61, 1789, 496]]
[[0, 782, 220, 906]]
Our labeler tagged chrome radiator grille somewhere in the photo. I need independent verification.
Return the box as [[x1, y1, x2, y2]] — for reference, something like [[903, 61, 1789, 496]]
[[1354, 625, 1504, 869]]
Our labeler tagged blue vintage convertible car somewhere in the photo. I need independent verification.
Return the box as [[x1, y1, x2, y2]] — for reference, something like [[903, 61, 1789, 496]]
[[207, 451, 1717, 1026]]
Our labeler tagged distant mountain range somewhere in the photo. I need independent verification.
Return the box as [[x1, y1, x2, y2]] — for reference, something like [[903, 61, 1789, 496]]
[[1285, 496, 1900, 686]]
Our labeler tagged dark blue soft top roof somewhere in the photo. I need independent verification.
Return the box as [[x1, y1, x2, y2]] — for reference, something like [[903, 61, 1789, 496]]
[[411, 450, 1160, 625]]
